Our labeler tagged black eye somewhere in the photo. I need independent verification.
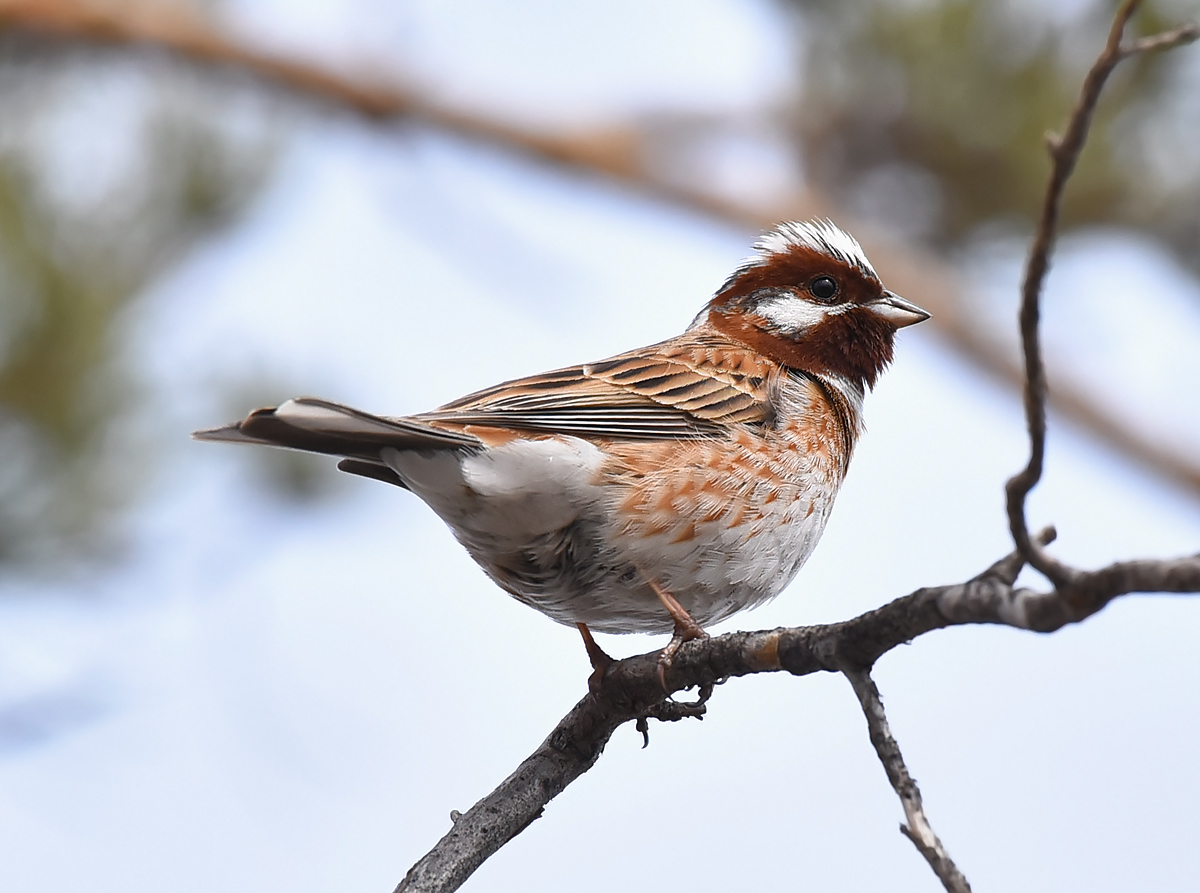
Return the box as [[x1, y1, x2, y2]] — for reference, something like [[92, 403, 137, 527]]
[[809, 276, 838, 302]]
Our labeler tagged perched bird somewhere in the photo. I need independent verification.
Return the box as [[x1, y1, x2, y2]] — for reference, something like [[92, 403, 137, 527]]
[[195, 220, 928, 683]]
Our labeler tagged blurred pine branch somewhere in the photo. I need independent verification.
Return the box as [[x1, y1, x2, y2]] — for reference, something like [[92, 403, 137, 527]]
[[0, 46, 272, 569]]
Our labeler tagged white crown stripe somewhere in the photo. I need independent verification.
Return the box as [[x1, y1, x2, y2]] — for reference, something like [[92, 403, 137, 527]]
[[732, 219, 879, 284]]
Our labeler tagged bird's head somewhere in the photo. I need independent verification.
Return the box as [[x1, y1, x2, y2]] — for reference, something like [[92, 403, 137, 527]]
[[703, 220, 929, 390]]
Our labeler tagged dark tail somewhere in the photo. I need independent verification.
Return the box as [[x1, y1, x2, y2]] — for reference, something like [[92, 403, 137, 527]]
[[193, 397, 481, 489]]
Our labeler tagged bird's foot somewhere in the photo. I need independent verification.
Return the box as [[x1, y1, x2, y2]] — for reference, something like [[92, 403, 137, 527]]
[[635, 681, 714, 747]]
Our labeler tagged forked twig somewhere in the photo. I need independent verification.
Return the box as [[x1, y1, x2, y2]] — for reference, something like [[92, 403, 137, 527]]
[[1005, 0, 1199, 587]]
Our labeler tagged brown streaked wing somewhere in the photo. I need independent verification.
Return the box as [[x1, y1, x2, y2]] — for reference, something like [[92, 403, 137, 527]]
[[420, 336, 775, 440]]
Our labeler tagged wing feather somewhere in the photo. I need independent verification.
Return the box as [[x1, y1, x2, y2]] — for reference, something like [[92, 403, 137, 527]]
[[424, 334, 776, 439]]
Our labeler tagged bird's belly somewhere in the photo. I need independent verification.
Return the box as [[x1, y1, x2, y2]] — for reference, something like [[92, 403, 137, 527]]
[[383, 429, 842, 635], [592, 431, 841, 632]]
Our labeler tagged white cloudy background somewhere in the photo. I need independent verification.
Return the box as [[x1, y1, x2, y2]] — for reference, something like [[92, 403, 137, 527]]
[[2, 1, 1199, 892]]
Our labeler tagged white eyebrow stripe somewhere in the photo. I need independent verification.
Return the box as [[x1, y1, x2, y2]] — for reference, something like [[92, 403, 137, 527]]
[[755, 293, 830, 333]]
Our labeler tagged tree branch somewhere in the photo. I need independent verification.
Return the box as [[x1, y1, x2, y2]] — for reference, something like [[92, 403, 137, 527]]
[[395, 526, 1200, 892], [4, 0, 1200, 501]]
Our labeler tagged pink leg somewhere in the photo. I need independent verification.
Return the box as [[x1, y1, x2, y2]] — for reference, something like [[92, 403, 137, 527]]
[[649, 580, 709, 691]]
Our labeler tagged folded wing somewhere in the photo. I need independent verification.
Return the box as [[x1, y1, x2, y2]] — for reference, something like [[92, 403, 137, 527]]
[[193, 335, 778, 488], [424, 337, 775, 438]]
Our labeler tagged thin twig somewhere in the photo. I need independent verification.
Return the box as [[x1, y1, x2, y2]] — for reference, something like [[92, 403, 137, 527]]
[[845, 669, 971, 893], [4, 0, 1200, 500], [1120, 24, 1200, 57], [1005, 0, 1197, 587]]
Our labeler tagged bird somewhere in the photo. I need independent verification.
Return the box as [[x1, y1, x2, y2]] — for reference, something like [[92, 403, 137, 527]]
[[195, 219, 928, 686]]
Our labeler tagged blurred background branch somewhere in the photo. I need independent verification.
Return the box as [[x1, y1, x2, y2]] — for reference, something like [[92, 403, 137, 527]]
[[0, 9, 274, 567], [1, 0, 1197, 579]]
